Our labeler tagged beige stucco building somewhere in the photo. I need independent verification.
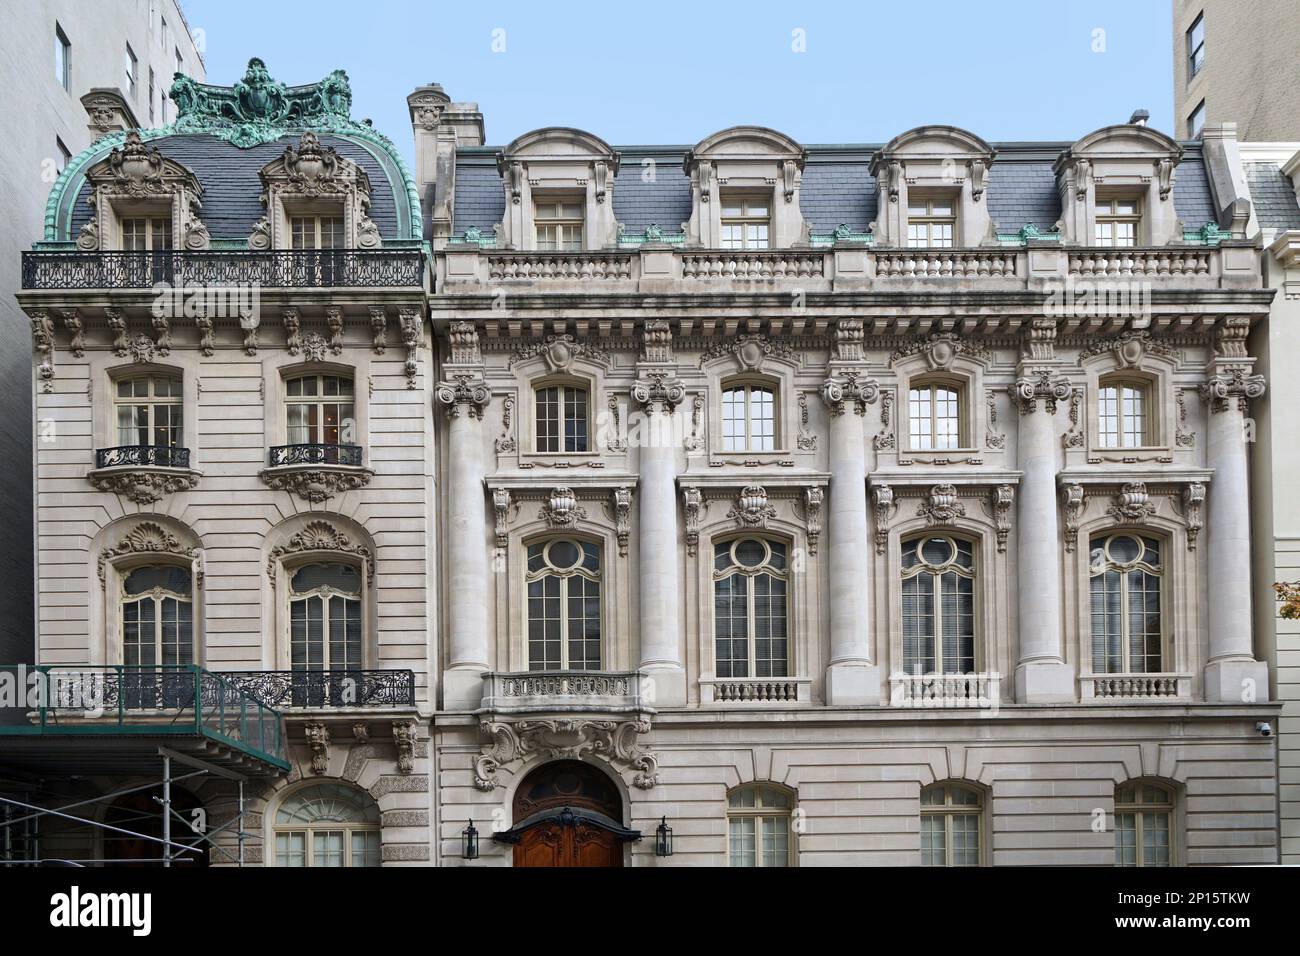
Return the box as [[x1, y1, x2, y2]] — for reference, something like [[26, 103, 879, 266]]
[[1, 61, 1285, 867]]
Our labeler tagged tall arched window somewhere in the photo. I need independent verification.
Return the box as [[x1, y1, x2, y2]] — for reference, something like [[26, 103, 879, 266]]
[[273, 783, 381, 868], [526, 539, 602, 670], [713, 538, 788, 678], [727, 784, 793, 867], [1098, 379, 1151, 448], [920, 782, 983, 866], [907, 379, 964, 450], [121, 564, 194, 668], [1115, 782, 1174, 867], [1089, 533, 1164, 674], [901, 535, 975, 674], [289, 563, 363, 705], [721, 382, 776, 452], [535, 382, 588, 453]]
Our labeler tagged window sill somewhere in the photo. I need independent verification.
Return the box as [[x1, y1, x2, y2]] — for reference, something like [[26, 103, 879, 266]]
[[258, 462, 373, 503], [87, 463, 201, 505]]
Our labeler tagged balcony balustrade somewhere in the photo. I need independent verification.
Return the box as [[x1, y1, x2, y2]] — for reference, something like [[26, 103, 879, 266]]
[[219, 669, 416, 709], [95, 444, 191, 469], [479, 670, 650, 714], [268, 443, 364, 468]]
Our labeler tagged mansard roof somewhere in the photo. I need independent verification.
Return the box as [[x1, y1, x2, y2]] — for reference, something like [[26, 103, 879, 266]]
[[43, 58, 422, 245]]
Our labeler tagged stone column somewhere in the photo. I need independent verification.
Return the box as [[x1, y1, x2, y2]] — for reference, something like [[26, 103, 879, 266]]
[[1009, 368, 1075, 702], [821, 368, 881, 705], [1200, 347, 1268, 701], [631, 369, 686, 706], [435, 372, 491, 708]]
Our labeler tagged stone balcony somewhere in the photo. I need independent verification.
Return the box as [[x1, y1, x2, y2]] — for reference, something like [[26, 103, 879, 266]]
[[478, 670, 651, 715]]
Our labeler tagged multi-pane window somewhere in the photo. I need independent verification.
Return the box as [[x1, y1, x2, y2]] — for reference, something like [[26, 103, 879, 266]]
[[121, 217, 173, 251], [908, 381, 963, 450], [907, 198, 956, 248], [526, 539, 602, 670], [289, 563, 362, 672], [534, 199, 583, 251], [1094, 198, 1139, 247], [1188, 100, 1206, 139], [535, 383, 588, 453], [290, 215, 343, 250], [721, 383, 776, 452], [116, 375, 182, 448], [1098, 380, 1151, 448], [1089, 534, 1164, 674], [55, 24, 70, 91], [1115, 783, 1173, 867], [1186, 13, 1205, 79], [713, 539, 788, 679], [121, 564, 193, 668], [727, 785, 792, 868], [274, 784, 381, 868], [902, 536, 976, 675], [920, 783, 982, 866], [720, 196, 770, 250], [125, 44, 137, 98], [285, 374, 354, 446]]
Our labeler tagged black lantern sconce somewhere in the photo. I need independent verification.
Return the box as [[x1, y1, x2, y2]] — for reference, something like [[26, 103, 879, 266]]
[[655, 816, 673, 857], [462, 819, 479, 860]]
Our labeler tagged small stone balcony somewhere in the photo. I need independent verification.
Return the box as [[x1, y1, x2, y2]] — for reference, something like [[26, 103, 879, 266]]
[[478, 670, 651, 715]]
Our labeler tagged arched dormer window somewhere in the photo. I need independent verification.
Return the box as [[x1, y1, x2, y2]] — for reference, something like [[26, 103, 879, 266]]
[[526, 538, 602, 670], [713, 538, 789, 679], [1089, 533, 1165, 674], [721, 379, 777, 452], [869, 126, 995, 248], [684, 126, 806, 249], [495, 127, 620, 251], [253, 132, 380, 252], [1097, 376, 1152, 448], [901, 535, 976, 675], [534, 379, 589, 454], [920, 782, 984, 866]]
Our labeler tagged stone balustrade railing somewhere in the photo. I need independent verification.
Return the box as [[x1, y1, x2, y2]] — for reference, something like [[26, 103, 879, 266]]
[[479, 670, 651, 714], [680, 251, 826, 280], [1067, 248, 1215, 278], [889, 672, 1003, 709], [699, 677, 812, 704], [874, 249, 1019, 279], [1081, 673, 1190, 700]]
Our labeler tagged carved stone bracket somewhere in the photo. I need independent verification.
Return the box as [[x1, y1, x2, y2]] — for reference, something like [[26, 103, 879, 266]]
[[872, 389, 896, 451], [493, 488, 513, 549], [988, 484, 1015, 552], [1107, 482, 1158, 524], [801, 487, 823, 555], [495, 394, 517, 455], [682, 486, 705, 556], [474, 716, 660, 792], [611, 487, 632, 557], [539, 486, 586, 529], [399, 308, 422, 389], [304, 721, 330, 774], [89, 467, 200, 504], [1062, 388, 1084, 448], [797, 392, 817, 450], [1061, 483, 1085, 552], [872, 484, 896, 555], [917, 483, 966, 526], [29, 310, 55, 392], [392, 719, 417, 774], [727, 485, 777, 529], [1174, 481, 1206, 550], [985, 388, 1006, 449], [369, 307, 387, 354], [259, 466, 372, 503]]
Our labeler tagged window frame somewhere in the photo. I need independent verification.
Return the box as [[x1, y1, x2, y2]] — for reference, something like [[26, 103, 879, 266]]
[[533, 378, 590, 455], [906, 196, 957, 249], [533, 195, 585, 251], [1088, 532, 1167, 675], [1187, 99, 1206, 139], [1114, 781, 1175, 867], [118, 561, 195, 669], [1097, 377, 1154, 449], [900, 534, 978, 675], [119, 214, 174, 251], [125, 43, 138, 99], [283, 372, 356, 447], [286, 561, 366, 673], [55, 23, 71, 91], [712, 537, 791, 680], [720, 378, 778, 453], [271, 784, 381, 868], [524, 537, 603, 671], [1186, 13, 1205, 80], [906, 377, 968, 451], [1094, 197, 1141, 247], [920, 782, 985, 867], [113, 373, 183, 449], [726, 784, 795, 868], [719, 193, 771, 251]]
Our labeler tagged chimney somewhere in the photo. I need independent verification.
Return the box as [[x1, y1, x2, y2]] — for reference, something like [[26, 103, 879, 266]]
[[1128, 109, 1150, 127], [81, 88, 140, 141]]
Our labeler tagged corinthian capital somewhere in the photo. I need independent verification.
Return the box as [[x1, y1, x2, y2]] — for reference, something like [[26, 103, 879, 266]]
[[1008, 369, 1072, 414], [435, 374, 491, 419], [1199, 366, 1266, 413], [820, 369, 879, 417], [631, 370, 685, 413]]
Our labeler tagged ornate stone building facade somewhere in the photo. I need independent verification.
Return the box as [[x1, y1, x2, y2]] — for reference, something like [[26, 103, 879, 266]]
[[4, 65, 1283, 867]]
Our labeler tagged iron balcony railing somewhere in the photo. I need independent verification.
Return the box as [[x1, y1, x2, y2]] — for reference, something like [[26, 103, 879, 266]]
[[20, 249, 424, 290], [95, 444, 191, 469], [267, 443, 364, 467], [219, 669, 416, 709], [0, 665, 288, 770]]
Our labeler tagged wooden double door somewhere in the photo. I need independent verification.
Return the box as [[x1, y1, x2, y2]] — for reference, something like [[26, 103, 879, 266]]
[[510, 760, 626, 868], [513, 817, 622, 867]]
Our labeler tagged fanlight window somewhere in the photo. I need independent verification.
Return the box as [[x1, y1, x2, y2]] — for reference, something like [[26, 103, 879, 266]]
[[526, 539, 602, 670], [901, 536, 975, 674], [536, 383, 589, 454], [920, 783, 982, 866], [908, 381, 963, 450], [713, 538, 789, 679], [1089, 534, 1164, 674], [121, 564, 193, 668], [116, 375, 182, 448], [289, 563, 363, 672], [727, 784, 792, 868], [286, 374, 354, 446], [1115, 782, 1173, 867], [721, 383, 776, 452], [1098, 380, 1151, 448], [273, 783, 380, 868]]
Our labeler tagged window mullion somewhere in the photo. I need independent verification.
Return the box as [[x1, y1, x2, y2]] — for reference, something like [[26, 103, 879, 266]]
[[559, 576, 570, 670]]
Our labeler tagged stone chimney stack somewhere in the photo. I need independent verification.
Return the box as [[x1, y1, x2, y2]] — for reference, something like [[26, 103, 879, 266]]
[[407, 85, 486, 247]]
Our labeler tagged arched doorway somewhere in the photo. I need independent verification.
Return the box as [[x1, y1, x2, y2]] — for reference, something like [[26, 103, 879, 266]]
[[102, 787, 210, 867], [503, 760, 637, 867]]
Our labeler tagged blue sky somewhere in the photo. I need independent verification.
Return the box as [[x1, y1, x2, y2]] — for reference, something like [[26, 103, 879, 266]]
[[183, 0, 1174, 162]]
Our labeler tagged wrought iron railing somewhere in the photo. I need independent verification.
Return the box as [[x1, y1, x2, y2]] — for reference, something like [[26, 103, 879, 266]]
[[95, 444, 191, 469], [21, 249, 424, 290], [267, 443, 363, 467], [0, 665, 288, 769], [219, 669, 416, 709]]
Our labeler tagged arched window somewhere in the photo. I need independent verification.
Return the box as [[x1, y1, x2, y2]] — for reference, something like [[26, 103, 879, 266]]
[[535, 382, 588, 453], [1098, 378, 1151, 448], [920, 782, 983, 866], [727, 784, 792, 867], [907, 379, 964, 450], [901, 535, 975, 674], [713, 538, 788, 678], [289, 562, 363, 678], [1114, 782, 1174, 867], [121, 564, 193, 668], [721, 382, 776, 452], [1089, 534, 1164, 674], [526, 539, 602, 670], [272, 783, 380, 868], [115, 374, 183, 449], [285, 373, 354, 447]]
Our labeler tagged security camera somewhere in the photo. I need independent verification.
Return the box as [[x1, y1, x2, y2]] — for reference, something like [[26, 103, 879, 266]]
[[1256, 721, 1273, 737]]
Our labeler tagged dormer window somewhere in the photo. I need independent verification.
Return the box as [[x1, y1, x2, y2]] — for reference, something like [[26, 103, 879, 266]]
[[121, 217, 173, 251], [1095, 198, 1139, 247], [906, 198, 956, 249], [1098, 379, 1151, 448], [291, 215, 343, 250], [534, 199, 583, 251], [720, 195, 770, 250]]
